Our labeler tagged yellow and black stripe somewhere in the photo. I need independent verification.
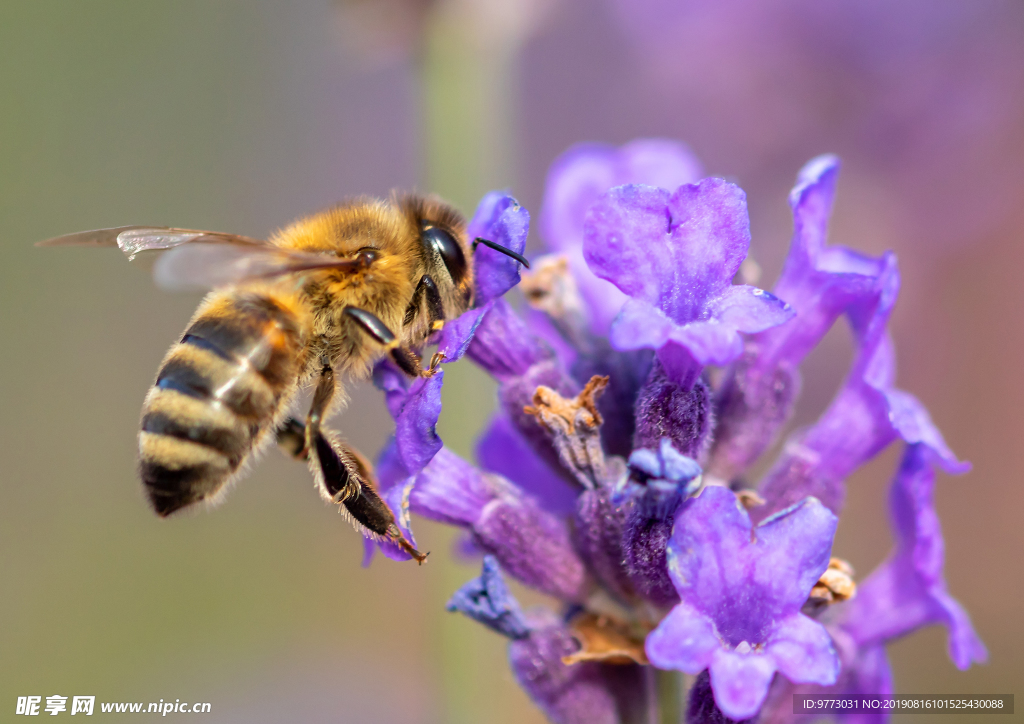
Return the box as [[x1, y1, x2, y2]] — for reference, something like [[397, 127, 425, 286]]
[[139, 292, 305, 516]]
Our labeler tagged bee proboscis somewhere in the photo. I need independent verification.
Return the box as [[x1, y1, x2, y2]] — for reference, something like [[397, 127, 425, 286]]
[[38, 194, 529, 562]]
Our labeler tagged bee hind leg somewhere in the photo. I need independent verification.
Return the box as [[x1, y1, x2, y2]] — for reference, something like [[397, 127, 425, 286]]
[[274, 417, 428, 564], [305, 358, 335, 453], [275, 417, 308, 460]]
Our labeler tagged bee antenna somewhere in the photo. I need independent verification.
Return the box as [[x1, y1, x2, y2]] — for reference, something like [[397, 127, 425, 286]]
[[473, 237, 530, 269]]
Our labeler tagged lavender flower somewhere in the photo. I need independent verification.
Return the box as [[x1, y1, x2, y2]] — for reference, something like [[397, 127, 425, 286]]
[[757, 443, 986, 724], [540, 139, 704, 336], [362, 141, 982, 724], [646, 486, 840, 720], [585, 178, 793, 387]]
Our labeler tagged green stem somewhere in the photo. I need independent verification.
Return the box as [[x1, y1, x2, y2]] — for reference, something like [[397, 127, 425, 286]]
[[420, 4, 518, 212], [655, 668, 684, 724], [418, 8, 520, 724]]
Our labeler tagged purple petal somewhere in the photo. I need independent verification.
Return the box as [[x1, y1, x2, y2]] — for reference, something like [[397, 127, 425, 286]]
[[685, 669, 755, 724], [394, 370, 444, 475], [665, 486, 752, 613], [883, 389, 971, 475], [372, 360, 410, 419], [583, 183, 674, 309], [468, 193, 530, 305], [666, 321, 744, 366], [645, 599, 720, 672], [753, 258, 897, 518], [446, 555, 530, 639], [661, 487, 837, 660], [608, 298, 674, 351], [708, 648, 777, 721], [374, 435, 408, 491], [662, 179, 752, 321], [434, 305, 490, 363], [589, 180, 787, 386], [754, 498, 838, 610], [371, 360, 444, 477], [767, 613, 840, 686], [710, 286, 794, 333], [841, 445, 986, 669], [541, 139, 703, 257], [628, 437, 703, 483], [540, 139, 703, 335], [626, 448, 661, 479], [769, 242, 888, 367], [466, 190, 508, 241], [584, 179, 752, 325], [652, 341, 704, 391], [475, 412, 579, 516], [847, 255, 901, 363]]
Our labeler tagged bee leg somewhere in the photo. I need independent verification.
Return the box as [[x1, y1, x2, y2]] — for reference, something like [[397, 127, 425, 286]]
[[273, 360, 335, 462], [276, 417, 308, 460], [392, 345, 448, 378], [403, 274, 445, 332], [274, 417, 428, 564], [343, 305, 441, 379], [304, 359, 336, 456], [343, 306, 398, 346], [426, 351, 446, 375], [387, 345, 423, 378]]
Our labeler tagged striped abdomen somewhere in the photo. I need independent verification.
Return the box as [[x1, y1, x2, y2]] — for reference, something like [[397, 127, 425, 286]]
[[139, 292, 305, 516]]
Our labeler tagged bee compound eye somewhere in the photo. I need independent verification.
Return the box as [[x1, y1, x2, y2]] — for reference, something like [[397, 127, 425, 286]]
[[422, 226, 467, 284], [354, 247, 380, 266]]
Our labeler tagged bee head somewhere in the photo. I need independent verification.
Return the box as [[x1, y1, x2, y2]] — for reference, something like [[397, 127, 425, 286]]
[[397, 194, 474, 311], [420, 224, 468, 287]]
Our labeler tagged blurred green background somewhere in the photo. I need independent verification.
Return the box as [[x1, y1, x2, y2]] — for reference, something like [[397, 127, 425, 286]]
[[1, 1, 1021, 722]]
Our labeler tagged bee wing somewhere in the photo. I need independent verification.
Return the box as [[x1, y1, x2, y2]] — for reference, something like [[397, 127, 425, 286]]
[[152, 243, 367, 291], [36, 226, 268, 259]]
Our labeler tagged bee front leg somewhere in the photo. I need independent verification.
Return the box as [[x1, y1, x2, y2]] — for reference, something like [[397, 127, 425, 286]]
[[343, 305, 440, 378], [274, 417, 428, 564], [403, 274, 445, 332]]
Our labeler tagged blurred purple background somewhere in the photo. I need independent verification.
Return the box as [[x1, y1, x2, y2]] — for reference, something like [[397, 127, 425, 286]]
[[1, 1, 1020, 721]]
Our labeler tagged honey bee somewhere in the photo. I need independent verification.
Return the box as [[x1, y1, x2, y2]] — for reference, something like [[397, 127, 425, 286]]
[[38, 194, 528, 562]]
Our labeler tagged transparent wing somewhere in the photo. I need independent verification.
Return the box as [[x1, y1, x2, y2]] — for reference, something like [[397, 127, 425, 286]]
[[36, 226, 268, 259], [152, 244, 367, 291]]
